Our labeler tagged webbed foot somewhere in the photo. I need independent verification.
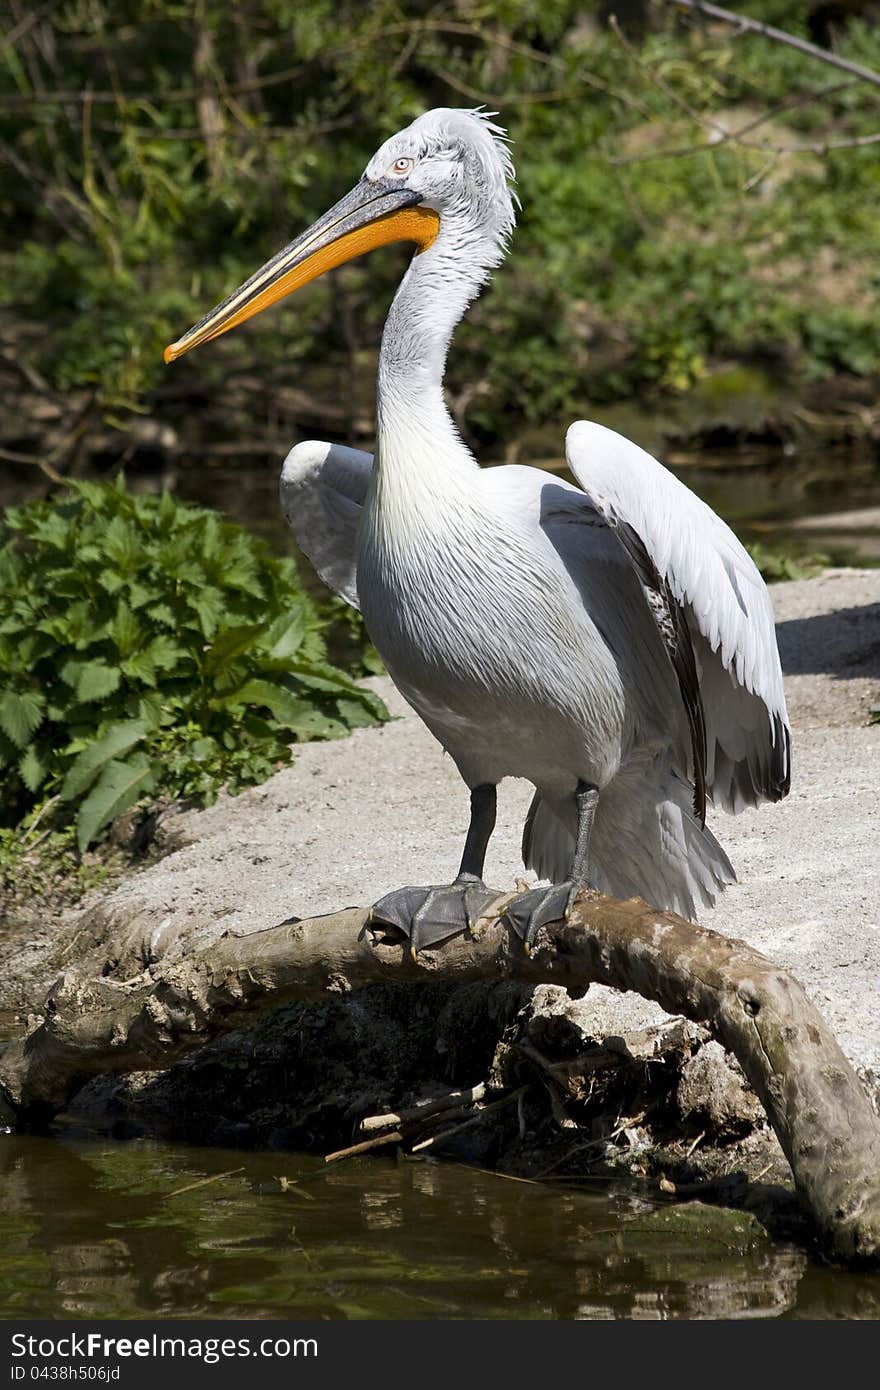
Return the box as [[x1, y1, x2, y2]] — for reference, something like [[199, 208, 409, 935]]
[[370, 874, 497, 953], [504, 880, 578, 953]]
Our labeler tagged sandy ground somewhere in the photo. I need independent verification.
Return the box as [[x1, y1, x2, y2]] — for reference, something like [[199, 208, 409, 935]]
[[67, 569, 880, 1069]]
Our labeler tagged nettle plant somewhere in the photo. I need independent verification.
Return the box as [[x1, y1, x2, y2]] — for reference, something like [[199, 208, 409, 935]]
[[0, 478, 386, 853]]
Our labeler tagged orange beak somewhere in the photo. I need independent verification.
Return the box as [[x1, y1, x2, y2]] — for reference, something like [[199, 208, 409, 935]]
[[164, 179, 439, 363]]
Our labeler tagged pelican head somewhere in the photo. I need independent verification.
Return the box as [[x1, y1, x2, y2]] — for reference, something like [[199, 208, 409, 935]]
[[164, 108, 517, 364]]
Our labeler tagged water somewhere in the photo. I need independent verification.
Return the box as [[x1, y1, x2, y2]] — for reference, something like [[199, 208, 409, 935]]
[[159, 442, 880, 565], [3, 441, 878, 563], [2, 1134, 879, 1320]]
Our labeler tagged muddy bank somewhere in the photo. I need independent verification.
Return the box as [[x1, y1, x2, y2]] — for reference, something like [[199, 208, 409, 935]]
[[1, 570, 877, 1235]]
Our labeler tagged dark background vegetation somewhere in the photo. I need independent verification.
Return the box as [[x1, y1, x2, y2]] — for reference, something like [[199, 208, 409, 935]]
[[3, 0, 880, 477]]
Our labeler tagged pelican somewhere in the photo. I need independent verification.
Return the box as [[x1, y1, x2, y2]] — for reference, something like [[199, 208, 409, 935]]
[[165, 108, 791, 949]]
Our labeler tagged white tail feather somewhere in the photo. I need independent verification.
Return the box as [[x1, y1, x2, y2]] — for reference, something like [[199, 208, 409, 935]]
[[522, 753, 735, 922]]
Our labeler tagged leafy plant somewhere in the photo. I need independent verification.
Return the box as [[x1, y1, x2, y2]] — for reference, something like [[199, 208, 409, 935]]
[[4, 3, 880, 446], [744, 541, 830, 583], [0, 478, 387, 853]]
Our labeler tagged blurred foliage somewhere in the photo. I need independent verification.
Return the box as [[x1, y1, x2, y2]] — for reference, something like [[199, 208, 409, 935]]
[[3, 1, 880, 443], [0, 478, 387, 868], [744, 539, 831, 581]]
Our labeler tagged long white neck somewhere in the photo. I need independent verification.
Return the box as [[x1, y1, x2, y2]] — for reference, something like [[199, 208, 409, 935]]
[[372, 225, 501, 507]]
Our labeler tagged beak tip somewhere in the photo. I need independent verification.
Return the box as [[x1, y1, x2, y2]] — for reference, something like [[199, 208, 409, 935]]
[[163, 343, 178, 365]]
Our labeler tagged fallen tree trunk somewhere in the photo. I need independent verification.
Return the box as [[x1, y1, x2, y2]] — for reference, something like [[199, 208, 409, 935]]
[[1, 889, 879, 1264]]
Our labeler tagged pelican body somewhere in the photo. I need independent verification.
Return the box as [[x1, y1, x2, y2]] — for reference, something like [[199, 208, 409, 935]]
[[166, 109, 790, 943]]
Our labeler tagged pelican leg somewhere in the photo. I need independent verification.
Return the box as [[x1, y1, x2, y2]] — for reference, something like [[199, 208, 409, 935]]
[[370, 785, 498, 952], [506, 781, 599, 951]]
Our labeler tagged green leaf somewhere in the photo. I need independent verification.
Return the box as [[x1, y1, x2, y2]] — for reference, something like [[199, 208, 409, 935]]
[[145, 601, 176, 628], [0, 689, 44, 748], [108, 601, 142, 658], [285, 656, 361, 694], [19, 743, 49, 793], [102, 514, 142, 570], [76, 754, 156, 852], [75, 661, 122, 703], [202, 623, 265, 675], [190, 588, 225, 639], [120, 649, 157, 685], [335, 696, 382, 729], [146, 634, 187, 671], [60, 719, 147, 801], [210, 678, 307, 725], [97, 568, 124, 595], [263, 609, 307, 660]]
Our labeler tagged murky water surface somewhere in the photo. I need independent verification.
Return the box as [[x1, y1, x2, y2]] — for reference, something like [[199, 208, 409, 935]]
[[2, 1134, 879, 1320], [164, 444, 880, 564]]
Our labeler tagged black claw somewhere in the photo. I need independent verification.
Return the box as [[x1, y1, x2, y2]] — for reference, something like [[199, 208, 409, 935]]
[[504, 881, 577, 952], [370, 879, 496, 953]]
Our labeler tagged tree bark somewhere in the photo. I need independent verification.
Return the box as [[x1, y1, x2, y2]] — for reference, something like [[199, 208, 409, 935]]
[[1, 889, 878, 1265]]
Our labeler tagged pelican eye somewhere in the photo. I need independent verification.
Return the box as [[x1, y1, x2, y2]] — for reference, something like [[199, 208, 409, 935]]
[[390, 156, 414, 177]]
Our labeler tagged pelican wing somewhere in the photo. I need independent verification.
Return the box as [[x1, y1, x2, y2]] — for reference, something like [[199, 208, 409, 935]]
[[280, 440, 373, 609], [565, 420, 790, 812]]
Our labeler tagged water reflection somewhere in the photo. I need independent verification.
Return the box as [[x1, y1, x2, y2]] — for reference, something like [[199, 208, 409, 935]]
[[1, 1134, 878, 1320], [164, 446, 880, 566]]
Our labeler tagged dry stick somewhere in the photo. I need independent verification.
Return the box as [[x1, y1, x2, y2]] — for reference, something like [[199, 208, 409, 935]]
[[324, 1131, 403, 1165], [359, 1084, 488, 1134], [411, 1088, 530, 1154], [1, 893, 879, 1263], [167, 1166, 245, 1198]]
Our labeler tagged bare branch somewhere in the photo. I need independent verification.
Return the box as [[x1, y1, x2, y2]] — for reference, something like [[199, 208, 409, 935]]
[[612, 123, 880, 166], [610, 15, 880, 167], [664, 0, 880, 93]]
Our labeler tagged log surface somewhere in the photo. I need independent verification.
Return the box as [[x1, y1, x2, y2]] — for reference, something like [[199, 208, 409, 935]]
[[1, 889, 878, 1264]]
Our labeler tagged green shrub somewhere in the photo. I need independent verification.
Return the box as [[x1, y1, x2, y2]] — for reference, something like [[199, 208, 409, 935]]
[[0, 478, 387, 853], [5, 4, 880, 441]]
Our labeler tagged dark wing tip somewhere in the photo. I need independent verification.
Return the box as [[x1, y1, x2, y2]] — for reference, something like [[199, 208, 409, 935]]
[[612, 520, 708, 827]]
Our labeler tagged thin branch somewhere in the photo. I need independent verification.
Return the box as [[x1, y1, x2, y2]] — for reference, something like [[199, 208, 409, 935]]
[[410, 1088, 530, 1153], [359, 1084, 488, 1134], [664, 0, 880, 93], [0, 446, 65, 485], [612, 123, 880, 165], [611, 16, 880, 166], [324, 1131, 403, 1164]]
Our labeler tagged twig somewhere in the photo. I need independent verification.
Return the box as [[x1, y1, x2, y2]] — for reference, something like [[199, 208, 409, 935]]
[[613, 13, 880, 166], [324, 1130, 403, 1164], [411, 1088, 530, 1153], [541, 1079, 578, 1131], [0, 446, 65, 485], [614, 123, 880, 165], [467, 1166, 543, 1186], [167, 1165, 245, 1197], [535, 1112, 648, 1177], [359, 1083, 488, 1134], [664, 0, 880, 92], [684, 1129, 706, 1159]]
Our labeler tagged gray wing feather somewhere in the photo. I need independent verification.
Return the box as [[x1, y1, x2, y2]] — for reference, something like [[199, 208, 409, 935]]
[[611, 519, 708, 824], [279, 440, 373, 609], [565, 420, 791, 812]]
